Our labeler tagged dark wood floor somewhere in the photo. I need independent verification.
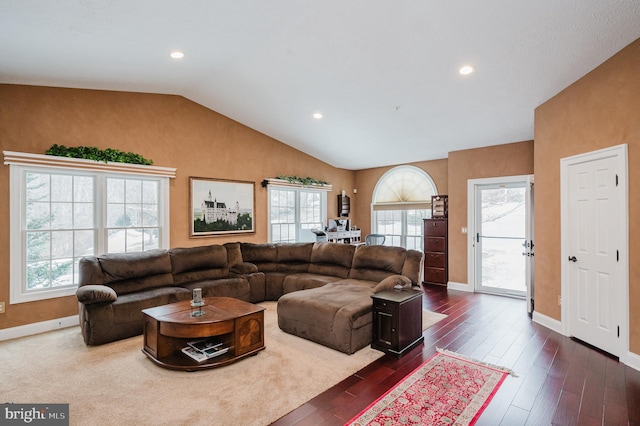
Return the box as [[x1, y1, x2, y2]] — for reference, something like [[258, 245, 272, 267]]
[[271, 285, 640, 426]]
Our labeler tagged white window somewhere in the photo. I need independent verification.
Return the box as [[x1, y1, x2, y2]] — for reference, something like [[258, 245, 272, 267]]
[[268, 186, 327, 243], [372, 166, 437, 249], [7, 152, 173, 304], [376, 209, 430, 249], [105, 177, 162, 253]]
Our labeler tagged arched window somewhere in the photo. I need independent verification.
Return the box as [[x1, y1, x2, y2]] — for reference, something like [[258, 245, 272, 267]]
[[372, 166, 437, 249]]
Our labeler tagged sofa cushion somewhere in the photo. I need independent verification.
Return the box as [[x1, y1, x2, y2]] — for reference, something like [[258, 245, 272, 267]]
[[78, 256, 104, 285], [308, 243, 355, 278], [373, 275, 412, 293], [349, 245, 407, 283], [282, 273, 344, 294], [240, 243, 278, 272], [402, 249, 424, 285], [98, 249, 172, 280], [180, 277, 251, 301], [279, 282, 373, 329], [224, 243, 259, 274], [97, 250, 174, 295], [112, 287, 191, 324], [276, 243, 313, 273], [224, 242, 244, 267], [335, 278, 378, 289], [169, 245, 229, 285]]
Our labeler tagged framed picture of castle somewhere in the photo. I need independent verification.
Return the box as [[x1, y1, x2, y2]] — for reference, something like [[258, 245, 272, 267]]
[[189, 177, 255, 237]]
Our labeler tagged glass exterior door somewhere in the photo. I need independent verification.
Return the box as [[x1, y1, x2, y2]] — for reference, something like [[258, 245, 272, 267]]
[[475, 180, 533, 299]]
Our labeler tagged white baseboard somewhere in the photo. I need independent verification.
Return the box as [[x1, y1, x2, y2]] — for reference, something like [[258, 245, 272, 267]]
[[447, 281, 473, 292], [625, 351, 640, 372], [532, 311, 564, 335], [0, 315, 79, 342]]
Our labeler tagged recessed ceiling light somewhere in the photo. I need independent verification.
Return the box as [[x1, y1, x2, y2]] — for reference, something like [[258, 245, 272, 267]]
[[312, 112, 323, 119], [170, 51, 185, 59], [459, 65, 474, 75]]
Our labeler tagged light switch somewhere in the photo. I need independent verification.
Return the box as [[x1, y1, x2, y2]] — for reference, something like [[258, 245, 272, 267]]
[[461, 227, 468, 234]]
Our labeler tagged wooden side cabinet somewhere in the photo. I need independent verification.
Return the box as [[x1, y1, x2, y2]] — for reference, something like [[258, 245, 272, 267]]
[[371, 289, 424, 357], [423, 218, 448, 286]]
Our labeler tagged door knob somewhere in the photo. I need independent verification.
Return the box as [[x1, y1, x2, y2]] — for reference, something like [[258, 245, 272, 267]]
[[568, 256, 577, 262]]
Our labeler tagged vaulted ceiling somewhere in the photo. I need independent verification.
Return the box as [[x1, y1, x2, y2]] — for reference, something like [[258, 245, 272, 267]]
[[2, 1, 639, 169]]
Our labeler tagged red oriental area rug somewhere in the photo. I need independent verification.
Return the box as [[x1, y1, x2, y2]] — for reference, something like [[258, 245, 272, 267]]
[[346, 348, 516, 426]]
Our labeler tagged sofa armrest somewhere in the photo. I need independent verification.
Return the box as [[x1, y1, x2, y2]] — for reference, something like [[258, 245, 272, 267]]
[[76, 285, 117, 305], [230, 262, 259, 275]]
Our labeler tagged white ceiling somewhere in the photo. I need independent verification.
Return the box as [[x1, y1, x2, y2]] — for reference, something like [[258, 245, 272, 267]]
[[2, 1, 639, 170]]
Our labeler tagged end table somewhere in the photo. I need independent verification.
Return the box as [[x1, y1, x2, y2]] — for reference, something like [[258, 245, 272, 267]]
[[371, 288, 424, 357]]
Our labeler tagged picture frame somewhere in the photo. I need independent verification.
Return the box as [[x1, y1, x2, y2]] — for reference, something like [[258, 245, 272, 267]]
[[189, 177, 255, 237]]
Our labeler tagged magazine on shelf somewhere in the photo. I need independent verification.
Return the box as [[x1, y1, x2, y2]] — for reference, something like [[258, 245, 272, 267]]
[[187, 339, 224, 353], [181, 346, 210, 362], [182, 338, 229, 362]]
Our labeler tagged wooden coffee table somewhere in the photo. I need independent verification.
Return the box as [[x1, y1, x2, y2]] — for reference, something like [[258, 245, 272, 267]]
[[141, 297, 265, 371]]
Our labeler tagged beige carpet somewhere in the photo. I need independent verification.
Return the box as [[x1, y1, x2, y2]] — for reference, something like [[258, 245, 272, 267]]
[[0, 303, 446, 426], [423, 309, 447, 330]]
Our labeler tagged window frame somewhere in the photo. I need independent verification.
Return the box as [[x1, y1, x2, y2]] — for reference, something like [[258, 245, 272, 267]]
[[104, 176, 166, 254], [373, 208, 431, 249], [371, 165, 437, 249], [6, 151, 174, 304], [267, 185, 328, 243]]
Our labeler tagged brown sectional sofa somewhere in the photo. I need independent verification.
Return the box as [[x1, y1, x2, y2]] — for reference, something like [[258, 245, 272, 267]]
[[76, 242, 423, 353]]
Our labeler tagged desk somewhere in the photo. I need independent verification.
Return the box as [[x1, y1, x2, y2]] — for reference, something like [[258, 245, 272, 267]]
[[324, 230, 361, 244]]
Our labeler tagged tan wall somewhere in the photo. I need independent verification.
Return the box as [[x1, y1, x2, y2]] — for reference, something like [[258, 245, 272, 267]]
[[0, 84, 355, 329], [351, 159, 449, 237], [534, 38, 640, 352], [447, 141, 535, 286]]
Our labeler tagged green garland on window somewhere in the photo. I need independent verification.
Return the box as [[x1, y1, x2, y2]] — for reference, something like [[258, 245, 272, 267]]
[[276, 175, 329, 186], [45, 144, 153, 165]]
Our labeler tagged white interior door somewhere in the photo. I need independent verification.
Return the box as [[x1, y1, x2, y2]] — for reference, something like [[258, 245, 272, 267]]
[[470, 175, 534, 308], [564, 150, 625, 357]]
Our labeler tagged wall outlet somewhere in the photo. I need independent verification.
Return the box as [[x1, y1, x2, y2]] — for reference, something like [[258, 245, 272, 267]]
[[0, 301, 5, 313]]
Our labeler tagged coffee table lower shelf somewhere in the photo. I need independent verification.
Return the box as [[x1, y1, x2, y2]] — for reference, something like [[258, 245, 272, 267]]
[[141, 297, 265, 372], [142, 345, 264, 371]]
